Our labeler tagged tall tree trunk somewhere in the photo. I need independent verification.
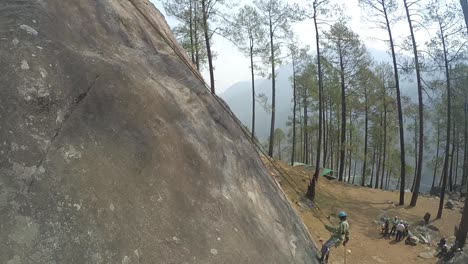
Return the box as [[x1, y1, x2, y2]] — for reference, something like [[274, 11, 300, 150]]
[[291, 59, 297, 166], [458, 187, 468, 246], [250, 45, 256, 140], [384, 1, 406, 205], [311, 6, 324, 194], [432, 118, 441, 190], [328, 99, 333, 169], [439, 155, 450, 219], [194, 1, 200, 70], [330, 98, 333, 168], [437, 21, 452, 219], [412, 116, 418, 193], [268, 15, 276, 158], [330, 138, 334, 172], [328, 96, 336, 167], [370, 149, 377, 187], [299, 100, 303, 161], [386, 165, 391, 190], [311, 132, 314, 165], [405, 0, 425, 207], [439, 159, 444, 188], [189, 0, 195, 64], [303, 87, 309, 164], [462, 102, 468, 187], [201, 0, 215, 93], [307, 9, 324, 199], [454, 129, 460, 186], [336, 114, 341, 174], [457, 103, 468, 243], [348, 109, 353, 183], [309, 132, 313, 164], [362, 88, 369, 186], [338, 50, 346, 182], [323, 99, 329, 167], [375, 112, 383, 189], [297, 98, 304, 162], [449, 124, 456, 192], [380, 101, 388, 189], [352, 159, 357, 184], [375, 149, 382, 189], [397, 171, 401, 191]]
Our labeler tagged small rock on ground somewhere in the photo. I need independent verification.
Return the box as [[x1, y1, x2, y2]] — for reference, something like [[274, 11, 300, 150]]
[[418, 250, 436, 259]]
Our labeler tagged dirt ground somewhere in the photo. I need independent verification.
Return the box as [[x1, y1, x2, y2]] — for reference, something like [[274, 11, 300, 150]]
[[262, 157, 464, 264]]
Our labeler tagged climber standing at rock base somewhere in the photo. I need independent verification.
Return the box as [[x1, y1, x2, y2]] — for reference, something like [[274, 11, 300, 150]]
[[320, 211, 350, 263]]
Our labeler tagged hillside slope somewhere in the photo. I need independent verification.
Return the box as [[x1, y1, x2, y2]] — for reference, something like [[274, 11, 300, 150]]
[[263, 158, 463, 264]]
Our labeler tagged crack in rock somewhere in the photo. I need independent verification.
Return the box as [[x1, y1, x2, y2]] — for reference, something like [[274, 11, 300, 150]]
[[28, 75, 100, 192]]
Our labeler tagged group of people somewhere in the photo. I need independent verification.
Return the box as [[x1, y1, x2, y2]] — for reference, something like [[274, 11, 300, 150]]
[[318, 212, 463, 263], [380, 216, 409, 241]]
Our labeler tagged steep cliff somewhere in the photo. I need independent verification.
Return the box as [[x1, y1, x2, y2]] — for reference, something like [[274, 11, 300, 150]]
[[0, 0, 318, 263]]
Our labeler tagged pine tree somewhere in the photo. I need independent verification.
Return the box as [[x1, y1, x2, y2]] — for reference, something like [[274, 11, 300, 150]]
[[425, 0, 467, 219], [227, 5, 266, 139], [323, 23, 369, 181], [254, 0, 304, 158]]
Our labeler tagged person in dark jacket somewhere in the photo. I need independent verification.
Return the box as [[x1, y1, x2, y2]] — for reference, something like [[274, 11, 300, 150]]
[[382, 218, 390, 238]]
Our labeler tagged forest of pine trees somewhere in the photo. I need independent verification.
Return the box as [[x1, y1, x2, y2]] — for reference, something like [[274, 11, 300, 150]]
[[163, 0, 468, 243]]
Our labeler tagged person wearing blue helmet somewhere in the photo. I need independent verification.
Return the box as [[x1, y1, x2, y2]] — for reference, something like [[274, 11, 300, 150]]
[[320, 211, 350, 263]]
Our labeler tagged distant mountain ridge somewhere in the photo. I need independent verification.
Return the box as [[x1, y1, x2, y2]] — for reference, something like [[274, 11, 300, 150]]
[[220, 48, 418, 140]]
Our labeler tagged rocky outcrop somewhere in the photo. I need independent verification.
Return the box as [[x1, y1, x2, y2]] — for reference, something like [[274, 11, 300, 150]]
[[0, 0, 318, 263]]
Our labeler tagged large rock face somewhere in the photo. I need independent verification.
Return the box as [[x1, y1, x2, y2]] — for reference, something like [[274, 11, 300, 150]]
[[0, 0, 318, 263]]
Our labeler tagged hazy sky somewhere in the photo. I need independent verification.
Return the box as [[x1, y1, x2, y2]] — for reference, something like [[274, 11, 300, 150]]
[[151, 0, 433, 93]]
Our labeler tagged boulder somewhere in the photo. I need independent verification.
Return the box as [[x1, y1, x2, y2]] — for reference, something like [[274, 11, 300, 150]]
[[448, 236, 457, 243], [418, 250, 436, 259], [406, 234, 419, 245], [0, 0, 318, 263], [446, 200, 455, 209], [418, 233, 431, 244], [427, 225, 440, 232], [418, 219, 426, 226], [416, 226, 430, 233]]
